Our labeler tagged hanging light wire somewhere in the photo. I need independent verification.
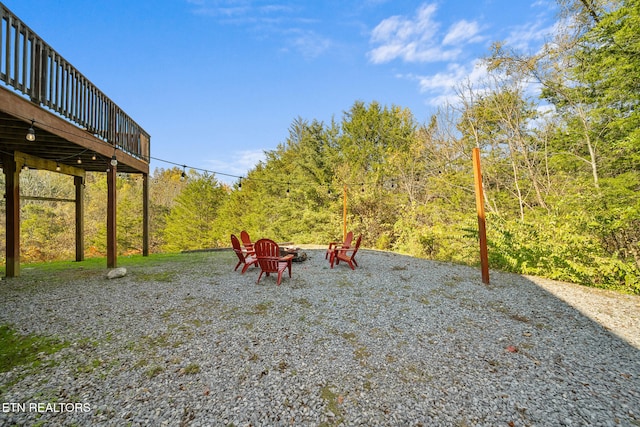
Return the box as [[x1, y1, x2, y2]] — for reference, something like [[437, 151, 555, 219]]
[[8, 111, 392, 191]]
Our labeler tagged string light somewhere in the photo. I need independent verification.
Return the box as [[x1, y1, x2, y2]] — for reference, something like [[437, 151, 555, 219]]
[[26, 120, 36, 141], [8, 110, 400, 193], [7, 136, 387, 195]]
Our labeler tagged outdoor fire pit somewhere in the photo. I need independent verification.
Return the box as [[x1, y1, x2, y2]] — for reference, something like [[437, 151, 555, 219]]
[[280, 246, 307, 262]]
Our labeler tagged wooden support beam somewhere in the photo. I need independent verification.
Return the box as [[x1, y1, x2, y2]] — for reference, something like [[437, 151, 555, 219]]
[[16, 151, 85, 177], [75, 176, 85, 262], [1, 87, 149, 174], [142, 173, 149, 257], [3, 154, 20, 277], [107, 165, 117, 268]]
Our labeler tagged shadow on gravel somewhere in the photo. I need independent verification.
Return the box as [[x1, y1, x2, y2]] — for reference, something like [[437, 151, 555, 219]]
[[1, 249, 638, 426]]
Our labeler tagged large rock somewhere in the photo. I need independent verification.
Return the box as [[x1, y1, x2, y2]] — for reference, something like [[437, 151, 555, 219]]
[[106, 267, 127, 279]]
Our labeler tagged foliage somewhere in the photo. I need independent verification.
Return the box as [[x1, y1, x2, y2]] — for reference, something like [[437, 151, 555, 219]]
[[162, 171, 228, 252], [149, 167, 190, 251], [22, 202, 75, 262], [487, 213, 639, 294]]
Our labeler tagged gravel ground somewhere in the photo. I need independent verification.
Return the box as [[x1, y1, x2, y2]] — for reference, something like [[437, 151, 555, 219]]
[[0, 249, 639, 426]]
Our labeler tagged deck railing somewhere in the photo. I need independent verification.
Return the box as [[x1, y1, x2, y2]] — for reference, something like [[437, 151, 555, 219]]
[[0, 2, 149, 162]]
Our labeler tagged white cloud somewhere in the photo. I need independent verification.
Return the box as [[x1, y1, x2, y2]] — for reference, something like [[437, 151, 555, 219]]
[[188, 1, 332, 60], [368, 2, 482, 64], [400, 59, 490, 107], [442, 20, 483, 46], [377, 1, 557, 110], [283, 29, 333, 59], [206, 149, 265, 183], [416, 64, 468, 92], [188, 0, 296, 20], [504, 20, 555, 52]]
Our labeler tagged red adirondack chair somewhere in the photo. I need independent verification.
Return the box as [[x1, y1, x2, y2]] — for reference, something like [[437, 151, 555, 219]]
[[240, 230, 254, 254], [325, 230, 354, 262], [231, 234, 257, 274], [331, 234, 362, 270], [254, 239, 294, 285]]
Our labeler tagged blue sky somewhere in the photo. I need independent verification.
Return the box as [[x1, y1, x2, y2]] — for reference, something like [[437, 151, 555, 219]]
[[5, 0, 557, 183]]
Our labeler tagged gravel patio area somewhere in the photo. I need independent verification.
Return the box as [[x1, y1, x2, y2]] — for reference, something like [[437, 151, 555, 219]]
[[1, 249, 639, 426]]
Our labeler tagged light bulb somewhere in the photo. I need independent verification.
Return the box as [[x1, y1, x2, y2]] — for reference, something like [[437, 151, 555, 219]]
[[26, 121, 36, 141]]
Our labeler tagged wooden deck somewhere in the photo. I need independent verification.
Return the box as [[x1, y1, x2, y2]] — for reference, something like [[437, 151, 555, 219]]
[[0, 3, 151, 276]]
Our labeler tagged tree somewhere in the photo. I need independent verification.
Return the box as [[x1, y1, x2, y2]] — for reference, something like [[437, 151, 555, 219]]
[[149, 167, 189, 252], [574, 0, 640, 174], [336, 101, 417, 248], [162, 171, 228, 252], [18, 170, 75, 261]]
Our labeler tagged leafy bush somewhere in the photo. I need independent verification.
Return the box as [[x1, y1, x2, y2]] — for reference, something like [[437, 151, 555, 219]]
[[487, 214, 640, 294]]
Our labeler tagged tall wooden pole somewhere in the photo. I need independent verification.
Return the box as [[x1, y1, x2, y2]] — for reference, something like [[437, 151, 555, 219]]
[[472, 148, 490, 284], [343, 184, 347, 241]]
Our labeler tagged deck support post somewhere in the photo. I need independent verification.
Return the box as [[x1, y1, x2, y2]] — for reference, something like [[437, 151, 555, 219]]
[[75, 176, 85, 261], [107, 164, 117, 268], [3, 153, 20, 277], [142, 173, 149, 257]]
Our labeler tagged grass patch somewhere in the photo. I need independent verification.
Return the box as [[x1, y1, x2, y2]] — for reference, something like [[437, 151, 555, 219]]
[[134, 271, 177, 282], [145, 365, 164, 378], [129, 332, 183, 353], [509, 314, 531, 323], [354, 345, 371, 361], [415, 294, 430, 305], [0, 324, 69, 373], [340, 332, 357, 342], [335, 278, 354, 288], [180, 363, 200, 375], [3, 251, 229, 282], [134, 359, 149, 368], [319, 384, 344, 424], [251, 301, 273, 315], [0, 324, 69, 397], [76, 358, 104, 374], [293, 297, 313, 308]]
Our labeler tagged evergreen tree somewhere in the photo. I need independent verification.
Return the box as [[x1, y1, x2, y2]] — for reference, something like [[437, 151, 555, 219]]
[[162, 171, 228, 252]]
